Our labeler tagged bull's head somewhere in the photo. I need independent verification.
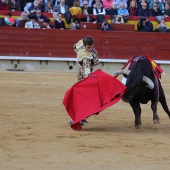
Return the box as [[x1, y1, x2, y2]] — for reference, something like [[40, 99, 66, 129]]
[[114, 69, 154, 103]]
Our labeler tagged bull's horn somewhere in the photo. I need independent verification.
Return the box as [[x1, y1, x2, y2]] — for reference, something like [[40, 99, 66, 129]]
[[143, 76, 154, 89], [114, 70, 131, 77]]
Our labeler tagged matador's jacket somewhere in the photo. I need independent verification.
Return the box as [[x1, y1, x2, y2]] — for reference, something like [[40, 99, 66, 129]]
[[73, 39, 99, 82]]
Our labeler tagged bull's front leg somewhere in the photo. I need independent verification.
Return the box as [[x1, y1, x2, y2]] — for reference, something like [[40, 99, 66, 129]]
[[151, 101, 160, 124], [130, 100, 142, 129]]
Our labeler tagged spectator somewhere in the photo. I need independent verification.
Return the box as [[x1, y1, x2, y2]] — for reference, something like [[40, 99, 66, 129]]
[[81, 0, 93, 15], [38, 0, 44, 12], [128, 0, 138, 16], [25, 15, 40, 28], [88, 14, 97, 22], [8, 0, 20, 11], [79, 0, 84, 7], [53, 0, 59, 7], [65, 0, 74, 8], [81, 13, 97, 22], [118, 3, 129, 22], [4, 12, 16, 27], [165, 0, 170, 5], [164, 3, 170, 17], [55, 12, 65, 29], [0, 0, 9, 10], [108, 2, 118, 22], [137, 16, 153, 32], [54, 0, 69, 14], [73, 0, 81, 8], [35, 9, 48, 22], [16, 11, 29, 27], [114, 14, 124, 24], [38, 0, 44, 6], [149, 0, 164, 11], [70, 18, 80, 30], [43, 0, 55, 7], [69, 0, 82, 16], [149, 3, 163, 16], [24, 0, 41, 15], [92, 0, 103, 7], [43, 0, 49, 6], [41, 18, 54, 29], [153, 19, 169, 32], [53, 0, 73, 8], [44, 1, 54, 13], [86, 0, 93, 7], [100, 19, 113, 30], [79, 0, 93, 8], [103, 0, 114, 14], [138, 2, 150, 17], [93, 0, 106, 15], [137, 0, 149, 10], [116, 0, 127, 9]]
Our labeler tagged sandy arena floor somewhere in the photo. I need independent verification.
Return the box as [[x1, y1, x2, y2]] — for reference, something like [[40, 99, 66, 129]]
[[0, 70, 170, 170]]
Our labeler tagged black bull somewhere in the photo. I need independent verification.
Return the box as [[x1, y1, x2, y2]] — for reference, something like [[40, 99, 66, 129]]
[[114, 56, 170, 128]]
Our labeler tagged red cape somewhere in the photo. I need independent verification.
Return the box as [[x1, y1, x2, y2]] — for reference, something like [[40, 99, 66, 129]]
[[63, 69, 127, 130]]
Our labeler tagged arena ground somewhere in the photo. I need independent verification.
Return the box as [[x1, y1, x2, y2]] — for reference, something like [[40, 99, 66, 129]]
[[0, 70, 170, 170]]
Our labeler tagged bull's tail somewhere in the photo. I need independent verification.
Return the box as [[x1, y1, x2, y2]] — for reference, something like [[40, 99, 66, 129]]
[[159, 83, 170, 118]]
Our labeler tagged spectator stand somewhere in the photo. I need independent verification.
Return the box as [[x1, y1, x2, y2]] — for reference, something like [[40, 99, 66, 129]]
[[0, 11, 72, 28], [1, 11, 169, 30], [62, 14, 170, 30], [1, 25, 170, 72], [0, 11, 163, 30]]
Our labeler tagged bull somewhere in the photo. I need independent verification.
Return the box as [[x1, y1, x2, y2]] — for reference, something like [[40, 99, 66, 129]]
[[114, 55, 170, 128]]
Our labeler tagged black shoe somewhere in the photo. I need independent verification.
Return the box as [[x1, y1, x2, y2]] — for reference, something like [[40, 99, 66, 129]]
[[69, 120, 84, 126], [81, 119, 88, 123], [69, 120, 74, 125], [80, 121, 84, 126]]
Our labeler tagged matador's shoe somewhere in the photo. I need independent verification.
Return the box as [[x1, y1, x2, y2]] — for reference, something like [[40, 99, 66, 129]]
[[69, 120, 85, 126], [81, 119, 88, 123]]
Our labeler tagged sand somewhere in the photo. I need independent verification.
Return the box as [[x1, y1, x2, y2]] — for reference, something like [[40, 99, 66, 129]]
[[0, 70, 170, 170]]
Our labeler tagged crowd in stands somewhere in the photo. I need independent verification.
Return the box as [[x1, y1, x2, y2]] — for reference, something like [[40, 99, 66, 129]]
[[0, 0, 170, 32]]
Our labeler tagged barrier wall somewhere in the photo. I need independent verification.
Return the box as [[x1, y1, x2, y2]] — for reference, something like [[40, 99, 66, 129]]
[[1, 27, 170, 72], [0, 27, 170, 60]]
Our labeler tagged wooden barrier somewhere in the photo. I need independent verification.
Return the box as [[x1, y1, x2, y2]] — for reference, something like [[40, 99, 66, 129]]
[[80, 22, 135, 31], [0, 27, 170, 60]]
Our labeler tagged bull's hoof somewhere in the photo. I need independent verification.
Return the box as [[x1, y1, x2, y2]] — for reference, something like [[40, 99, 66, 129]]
[[135, 124, 142, 129], [153, 119, 161, 124], [153, 115, 161, 124]]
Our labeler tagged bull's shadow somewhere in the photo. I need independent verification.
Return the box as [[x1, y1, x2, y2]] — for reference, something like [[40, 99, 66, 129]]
[[83, 121, 170, 133]]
